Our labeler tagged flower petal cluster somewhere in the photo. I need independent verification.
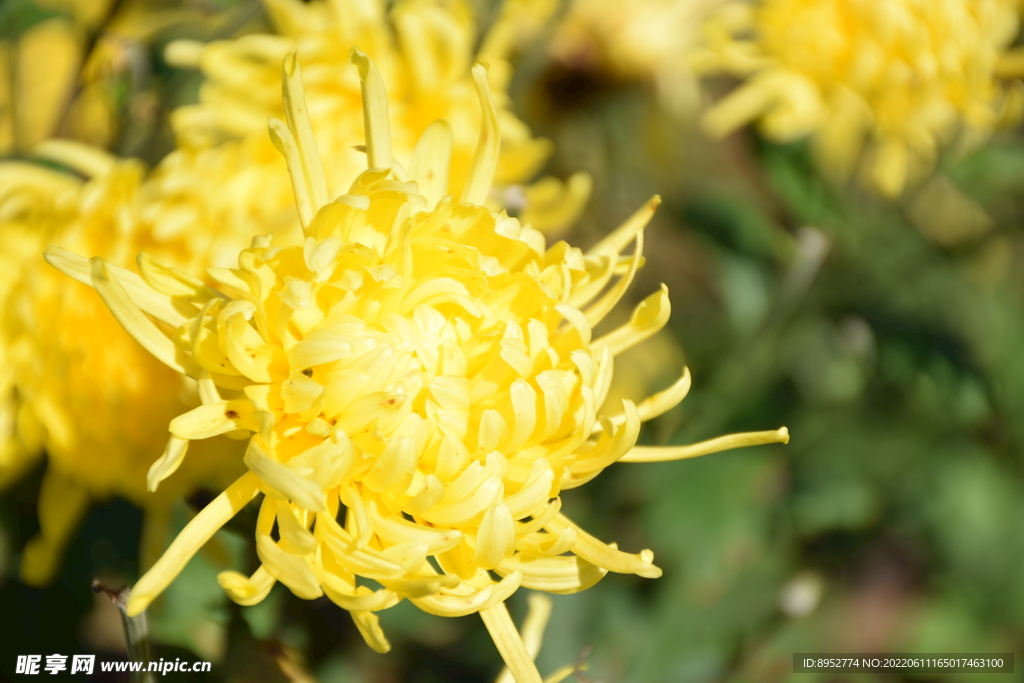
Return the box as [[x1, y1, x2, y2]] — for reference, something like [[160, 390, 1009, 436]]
[[48, 51, 787, 682], [0, 146, 244, 585], [0, 0, 578, 588], [162, 0, 588, 238], [694, 0, 1024, 196]]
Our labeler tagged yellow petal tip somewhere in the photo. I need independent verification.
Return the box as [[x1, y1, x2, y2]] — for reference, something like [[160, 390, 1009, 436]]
[[349, 47, 368, 73], [125, 594, 149, 617]]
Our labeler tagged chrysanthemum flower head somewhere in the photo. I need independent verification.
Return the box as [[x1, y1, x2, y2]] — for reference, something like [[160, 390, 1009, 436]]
[[0, 145, 245, 585], [162, 0, 586, 239], [694, 0, 1024, 196], [49, 51, 787, 681]]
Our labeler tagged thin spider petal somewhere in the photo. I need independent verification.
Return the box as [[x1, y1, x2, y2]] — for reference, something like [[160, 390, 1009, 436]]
[[127, 472, 261, 616], [621, 427, 791, 463]]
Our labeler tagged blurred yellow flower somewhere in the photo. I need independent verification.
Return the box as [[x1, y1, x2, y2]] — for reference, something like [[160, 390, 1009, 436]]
[[550, 0, 726, 114], [162, 0, 587, 239], [695, 0, 1024, 196], [0, 144, 244, 586], [0, 18, 85, 154], [50, 51, 787, 682], [0, 0, 241, 154], [34, 0, 117, 29]]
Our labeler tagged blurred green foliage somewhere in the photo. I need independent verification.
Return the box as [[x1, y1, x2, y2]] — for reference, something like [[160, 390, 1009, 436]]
[[515, 45, 1024, 680]]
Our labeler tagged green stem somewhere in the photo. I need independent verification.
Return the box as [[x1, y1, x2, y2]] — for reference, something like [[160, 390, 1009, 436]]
[[92, 580, 155, 683]]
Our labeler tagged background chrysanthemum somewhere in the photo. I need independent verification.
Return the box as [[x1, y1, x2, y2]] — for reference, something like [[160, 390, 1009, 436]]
[[0, 145, 245, 586], [0, 0, 245, 155], [0, 0, 253, 602], [159, 0, 589, 245], [48, 50, 787, 682], [693, 0, 1024, 196], [549, 0, 726, 115]]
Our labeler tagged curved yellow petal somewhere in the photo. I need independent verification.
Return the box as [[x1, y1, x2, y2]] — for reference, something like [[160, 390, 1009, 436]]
[[586, 196, 660, 257], [480, 600, 543, 683], [494, 593, 555, 683], [218, 565, 276, 606], [44, 248, 186, 327], [545, 514, 661, 579], [620, 427, 790, 463], [89, 257, 196, 375], [127, 472, 261, 616], [146, 436, 190, 492], [592, 284, 671, 357], [350, 48, 392, 171], [461, 64, 500, 205], [282, 52, 328, 213]]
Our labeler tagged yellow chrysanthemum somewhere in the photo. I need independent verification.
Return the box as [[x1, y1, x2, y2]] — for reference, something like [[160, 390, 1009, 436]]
[[160, 0, 587, 241], [48, 52, 788, 682], [550, 0, 726, 114], [694, 0, 1024, 196], [0, 145, 245, 585]]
